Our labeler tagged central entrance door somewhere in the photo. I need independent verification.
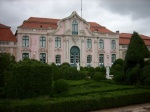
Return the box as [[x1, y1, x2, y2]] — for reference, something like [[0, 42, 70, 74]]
[[70, 46, 80, 66]]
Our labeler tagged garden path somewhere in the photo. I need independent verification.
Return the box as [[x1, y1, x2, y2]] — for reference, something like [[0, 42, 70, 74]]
[[92, 103, 150, 112]]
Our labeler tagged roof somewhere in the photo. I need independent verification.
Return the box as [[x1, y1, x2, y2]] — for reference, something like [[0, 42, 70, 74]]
[[0, 23, 17, 42], [18, 17, 114, 33], [119, 33, 150, 46]]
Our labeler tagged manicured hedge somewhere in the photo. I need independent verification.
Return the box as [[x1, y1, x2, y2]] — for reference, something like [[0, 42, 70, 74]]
[[1, 89, 150, 112], [4, 60, 52, 99]]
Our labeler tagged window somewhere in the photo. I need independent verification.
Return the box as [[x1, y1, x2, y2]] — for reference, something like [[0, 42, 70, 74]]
[[40, 36, 46, 48], [87, 55, 92, 63], [22, 53, 29, 59], [55, 37, 61, 48], [55, 55, 61, 65], [22, 36, 29, 47], [111, 40, 116, 49], [40, 53, 46, 63], [99, 39, 104, 49], [99, 54, 104, 67], [87, 39, 92, 49], [111, 54, 116, 65], [72, 20, 78, 35]]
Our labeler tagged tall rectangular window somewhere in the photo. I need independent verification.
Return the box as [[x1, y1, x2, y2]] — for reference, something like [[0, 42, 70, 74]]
[[99, 39, 104, 49], [22, 53, 29, 60], [55, 55, 61, 65], [111, 54, 116, 64], [22, 36, 29, 47], [40, 53, 46, 63], [111, 40, 116, 50], [99, 54, 104, 67], [87, 55, 92, 63], [87, 39, 92, 49], [72, 20, 78, 35], [40, 36, 46, 48], [55, 37, 61, 48]]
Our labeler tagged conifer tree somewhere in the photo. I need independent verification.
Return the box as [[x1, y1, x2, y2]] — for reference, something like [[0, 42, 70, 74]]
[[123, 32, 150, 84]]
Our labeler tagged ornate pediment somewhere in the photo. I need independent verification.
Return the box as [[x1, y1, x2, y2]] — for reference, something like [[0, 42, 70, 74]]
[[72, 36, 79, 44]]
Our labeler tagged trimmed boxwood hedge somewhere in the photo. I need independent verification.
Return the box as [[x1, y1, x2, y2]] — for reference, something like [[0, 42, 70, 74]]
[[0, 89, 150, 112]]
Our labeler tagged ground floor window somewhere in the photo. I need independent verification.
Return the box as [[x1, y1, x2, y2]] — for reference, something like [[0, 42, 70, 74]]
[[111, 54, 116, 65], [55, 55, 61, 65], [99, 54, 104, 67], [22, 53, 29, 60], [40, 53, 46, 63]]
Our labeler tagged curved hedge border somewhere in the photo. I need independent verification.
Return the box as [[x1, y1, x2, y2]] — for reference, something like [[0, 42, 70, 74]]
[[0, 89, 150, 112]]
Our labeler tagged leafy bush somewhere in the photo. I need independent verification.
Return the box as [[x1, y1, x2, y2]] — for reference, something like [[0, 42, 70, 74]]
[[95, 67, 101, 72], [141, 65, 150, 86], [51, 63, 62, 81], [111, 58, 124, 68], [63, 67, 79, 80], [53, 79, 69, 94], [125, 64, 141, 85], [4, 59, 52, 99], [145, 59, 150, 66], [100, 66, 106, 73], [113, 72, 125, 82], [0, 53, 15, 88], [60, 62, 70, 68], [92, 72, 106, 81]]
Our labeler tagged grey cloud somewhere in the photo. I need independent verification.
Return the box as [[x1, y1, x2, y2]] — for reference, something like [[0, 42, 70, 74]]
[[99, 0, 150, 20]]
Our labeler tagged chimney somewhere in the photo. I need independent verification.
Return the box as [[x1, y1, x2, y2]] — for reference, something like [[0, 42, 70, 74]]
[[116, 30, 119, 34]]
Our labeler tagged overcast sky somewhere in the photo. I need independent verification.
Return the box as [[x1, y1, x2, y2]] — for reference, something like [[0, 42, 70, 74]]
[[0, 0, 150, 36]]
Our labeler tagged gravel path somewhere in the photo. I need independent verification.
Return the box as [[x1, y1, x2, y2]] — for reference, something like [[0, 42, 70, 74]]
[[91, 103, 150, 112]]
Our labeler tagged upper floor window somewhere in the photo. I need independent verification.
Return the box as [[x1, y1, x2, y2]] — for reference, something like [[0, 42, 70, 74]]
[[55, 37, 61, 48], [99, 54, 104, 67], [72, 20, 78, 35], [22, 36, 29, 47], [55, 55, 61, 65], [111, 54, 116, 65], [87, 55, 92, 64], [99, 39, 104, 49], [40, 53, 46, 63], [40, 36, 46, 48], [87, 39, 92, 49], [111, 40, 116, 49], [22, 53, 29, 60]]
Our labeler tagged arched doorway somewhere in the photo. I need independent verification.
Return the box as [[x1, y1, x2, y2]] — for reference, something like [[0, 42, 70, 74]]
[[70, 46, 80, 66]]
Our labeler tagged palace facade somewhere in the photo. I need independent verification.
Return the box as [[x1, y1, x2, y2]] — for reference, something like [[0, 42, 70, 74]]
[[1, 11, 150, 67], [16, 11, 120, 67]]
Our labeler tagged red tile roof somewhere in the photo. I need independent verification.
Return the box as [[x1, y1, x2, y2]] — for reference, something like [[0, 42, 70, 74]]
[[0, 23, 17, 42], [119, 33, 150, 46], [18, 17, 114, 33]]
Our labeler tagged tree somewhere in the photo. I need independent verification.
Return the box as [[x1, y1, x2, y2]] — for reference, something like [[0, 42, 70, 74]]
[[0, 53, 15, 87], [123, 32, 150, 84]]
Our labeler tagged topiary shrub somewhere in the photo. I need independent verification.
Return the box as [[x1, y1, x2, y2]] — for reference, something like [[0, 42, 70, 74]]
[[60, 62, 70, 68], [125, 64, 141, 85], [51, 63, 62, 81], [92, 72, 106, 82], [141, 65, 150, 86], [113, 71, 125, 82], [100, 66, 106, 73], [111, 58, 124, 68], [53, 79, 69, 94], [95, 67, 101, 72], [4, 59, 52, 99], [63, 67, 79, 80]]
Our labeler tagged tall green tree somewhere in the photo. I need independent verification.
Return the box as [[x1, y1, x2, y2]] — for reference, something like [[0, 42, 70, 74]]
[[123, 32, 150, 84], [0, 53, 15, 87]]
